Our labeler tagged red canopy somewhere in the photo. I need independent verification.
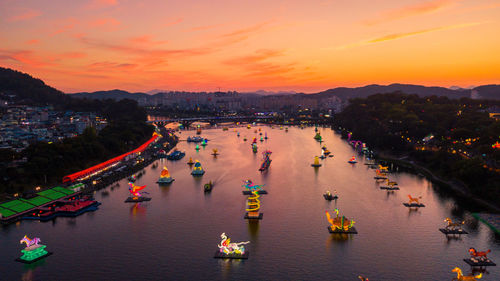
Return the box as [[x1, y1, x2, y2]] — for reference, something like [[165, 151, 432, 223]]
[[62, 134, 158, 183]]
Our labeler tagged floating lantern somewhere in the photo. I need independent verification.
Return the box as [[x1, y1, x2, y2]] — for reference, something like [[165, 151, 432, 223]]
[[191, 160, 205, 176], [403, 195, 425, 207], [326, 209, 357, 234], [125, 182, 151, 202], [157, 166, 174, 184], [16, 235, 52, 263], [214, 233, 250, 259], [311, 156, 322, 167]]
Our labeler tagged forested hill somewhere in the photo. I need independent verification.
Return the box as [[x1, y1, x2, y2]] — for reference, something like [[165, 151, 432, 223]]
[[0, 67, 70, 105]]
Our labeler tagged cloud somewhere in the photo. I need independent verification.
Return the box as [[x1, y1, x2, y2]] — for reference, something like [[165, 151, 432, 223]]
[[340, 21, 485, 49], [25, 39, 40, 45], [86, 0, 118, 9], [364, 0, 457, 26], [128, 35, 168, 46], [52, 18, 79, 35], [88, 18, 121, 30], [0, 49, 52, 67], [88, 61, 137, 70], [6, 9, 42, 22], [223, 49, 295, 77], [163, 18, 183, 27]]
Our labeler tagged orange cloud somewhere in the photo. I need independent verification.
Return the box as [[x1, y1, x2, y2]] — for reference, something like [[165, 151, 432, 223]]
[[52, 18, 79, 35], [86, 0, 118, 9], [7, 9, 42, 22], [88, 18, 121, 30], [0, 49, 52, 67], [164, 18, 183, 27], [364, 0, 456, 25], [25, 39, 40, 45], [128, 35, 168, 46], [224, 49, 295, 77], [340, 21, 485, 49]]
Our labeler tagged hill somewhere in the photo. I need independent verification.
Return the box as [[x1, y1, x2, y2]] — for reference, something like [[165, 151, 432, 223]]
[[0, 67, 69, 105], [70, 89, 149, 101]]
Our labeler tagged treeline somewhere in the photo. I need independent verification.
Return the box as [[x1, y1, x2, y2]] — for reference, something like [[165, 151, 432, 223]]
[[334, 92, 500, 205]]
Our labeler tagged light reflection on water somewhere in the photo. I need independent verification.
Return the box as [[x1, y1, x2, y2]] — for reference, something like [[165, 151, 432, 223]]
[[0, 126, 499, 281]]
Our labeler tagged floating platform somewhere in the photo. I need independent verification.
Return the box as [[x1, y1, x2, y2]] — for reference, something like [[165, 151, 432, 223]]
[[124, 197, 151, 203], [214, 251, 249, 259], [311, 164, 322, 167], [15, 252, 53, 264], [380, 186, 400, 190], [244, 213, 263, 220], [439, 228, 468, 235], [323, 194, 338, 200], [374, 176, 387, 180], [242, 190, 267, 195], [403, 203, 425, 207], [328, 226, 358, 234], [463, 258, 496, 267]]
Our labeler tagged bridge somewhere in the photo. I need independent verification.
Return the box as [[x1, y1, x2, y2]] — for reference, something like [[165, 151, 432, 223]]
[[148, 115, 331, 128]]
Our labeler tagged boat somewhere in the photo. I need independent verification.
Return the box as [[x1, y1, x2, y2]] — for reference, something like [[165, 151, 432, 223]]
[[311, 156, 322, 167], [167, 150, 186, 160], [348, 156, 357, 164], [323, 191, 338, 201], [191, 160, 205, 176], [187, 157, 194, 165], [259, 150, 272, 172], [187, 136, 204, 142], [204, 181, 213, 192], [157, 166, 174, 184]]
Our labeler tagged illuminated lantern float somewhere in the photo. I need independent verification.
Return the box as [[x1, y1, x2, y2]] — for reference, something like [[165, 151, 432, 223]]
[[259, 150, 272, 172], [125, 182, 151, 202], [201, 139, 207, 147], [243, 180, 265, 219], [157, 166, 174, 184], [314, 132, 322, 141], [451, 267, 482, 281], [380, 178, 399, 190], [403, 195, 425, 207], [311, 156, 322, 167], [252, 143, 258, 153], [211, 148, 219, 157], [191, 160, 205, 176], [348, 156, 357, 164], [464, 248, 496, 267], [16, 235, 52, 263], [439, 217, 468, 235], [204, 180, 214, 192], [326, 209, 357, 234], [373, 169, 387, 180], [187, 157, 194, 166]]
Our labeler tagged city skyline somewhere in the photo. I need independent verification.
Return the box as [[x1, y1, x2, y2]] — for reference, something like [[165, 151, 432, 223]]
[[1, 0, 499, 93]]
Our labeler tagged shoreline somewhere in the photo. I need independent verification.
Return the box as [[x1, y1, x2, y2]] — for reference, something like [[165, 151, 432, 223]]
[[376, 152, 500, 213]]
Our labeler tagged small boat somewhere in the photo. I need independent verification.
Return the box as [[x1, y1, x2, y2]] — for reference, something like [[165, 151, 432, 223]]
[[187, 157, 194, 165], [311, 156, 322, 167], [187, 136, 203, 142], [191, 160, 205, 176], [166, 150, 186, 160], [348, 156, 357, 164], [204, 181, 213, 192], [157, 166, 174, 184], [323, 191, 338, 201]]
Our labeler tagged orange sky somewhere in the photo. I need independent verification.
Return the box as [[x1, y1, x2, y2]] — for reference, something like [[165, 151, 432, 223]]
[[1, 0, 499, 93]]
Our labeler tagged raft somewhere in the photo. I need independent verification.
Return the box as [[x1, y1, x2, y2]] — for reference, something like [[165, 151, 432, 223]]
[[328, 226, 358, 234], [214, 251, 249, 259]]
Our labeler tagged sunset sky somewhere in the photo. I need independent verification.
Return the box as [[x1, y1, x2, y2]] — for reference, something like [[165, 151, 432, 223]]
[[1, 0, 499, 93]]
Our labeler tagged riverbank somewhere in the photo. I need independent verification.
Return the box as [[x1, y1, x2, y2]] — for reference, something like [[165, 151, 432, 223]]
[[376, 151, 500, 213]]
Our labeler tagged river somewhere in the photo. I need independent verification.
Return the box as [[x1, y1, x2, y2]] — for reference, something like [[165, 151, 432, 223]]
[[1, 126, 499, 280]]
